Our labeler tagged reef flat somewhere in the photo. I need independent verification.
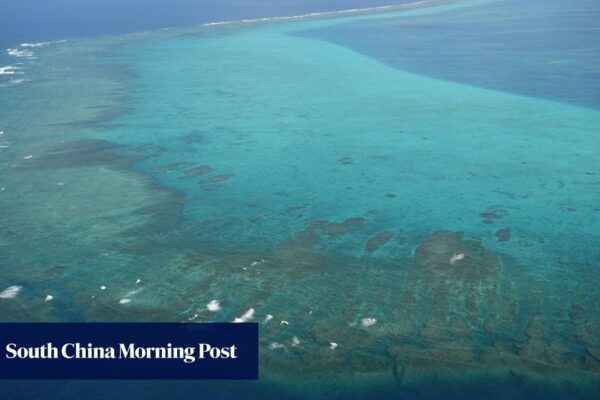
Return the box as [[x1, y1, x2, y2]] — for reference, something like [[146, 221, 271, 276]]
[[0, 0, 599, 398]]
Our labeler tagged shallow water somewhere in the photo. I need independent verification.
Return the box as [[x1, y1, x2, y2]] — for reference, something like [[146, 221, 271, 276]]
[[1, 0, 599, 398]]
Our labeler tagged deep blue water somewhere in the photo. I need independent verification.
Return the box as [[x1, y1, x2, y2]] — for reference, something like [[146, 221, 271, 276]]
[[0, 0, 412, 52], [300, 0, 600, 109]]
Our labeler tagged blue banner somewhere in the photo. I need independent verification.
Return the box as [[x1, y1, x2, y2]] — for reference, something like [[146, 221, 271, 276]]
[[0, 323, 258, 380]]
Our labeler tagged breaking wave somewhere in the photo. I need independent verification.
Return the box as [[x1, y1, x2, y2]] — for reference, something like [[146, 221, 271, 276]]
[[197, 1, 438, 29]]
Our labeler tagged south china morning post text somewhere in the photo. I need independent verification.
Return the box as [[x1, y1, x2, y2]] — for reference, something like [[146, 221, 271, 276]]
[[0, 323, 259, 379], [5, 342, 238, 364]]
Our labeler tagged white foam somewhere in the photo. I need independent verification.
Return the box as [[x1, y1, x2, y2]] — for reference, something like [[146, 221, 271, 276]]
[[361, 317, 377, 327], [23, 155, 33, 159], [268, 342, 285, 350], [117, 288, 141, 305], [206, 299, 221, 312], [7, 48, 34, 58], [45, 295, 54, 302], [263, 314, 273, 323], [0, 285, 22, 299], [0, 66, 21, 75], [135, 278, 142, 284], [203, 22, 229, 27], [450, 253, 465, 265], [291, 336, 301, 347], [198, 1, 434, 29], [124, 288, 142, 298], [21, 42, 49, 48], [9, 79, 25, 85], [233, 308, 255, 323]]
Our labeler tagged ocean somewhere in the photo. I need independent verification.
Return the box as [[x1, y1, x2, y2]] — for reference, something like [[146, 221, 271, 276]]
[[0, 0, 416, 55], [1, 0, 599, 398]]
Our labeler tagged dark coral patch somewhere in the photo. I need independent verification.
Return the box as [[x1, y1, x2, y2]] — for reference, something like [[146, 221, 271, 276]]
[[200, 174, 234, 190], [178, 129, 207, 144], [17, 140, 134, 170], [202, 184, 222, 191], [202, 174, 234, 184], [337, 156, 353, 165], [287, 218, 365, 248], [495, 227, 512, 242], [180, 165, 213, 179], [480, 208, 508, 224], [284, 205, 307, 214], [414, 230, 500, 284], [365, 231, 395, 253], [155, 161, 195, 173], [480, 209, 508, 220]]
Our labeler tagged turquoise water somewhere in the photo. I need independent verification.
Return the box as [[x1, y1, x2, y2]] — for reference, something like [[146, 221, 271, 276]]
[[1, 0, 599, 398]]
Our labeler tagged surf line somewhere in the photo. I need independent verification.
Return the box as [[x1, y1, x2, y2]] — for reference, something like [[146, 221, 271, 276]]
[[198, 0, 444, 28]]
